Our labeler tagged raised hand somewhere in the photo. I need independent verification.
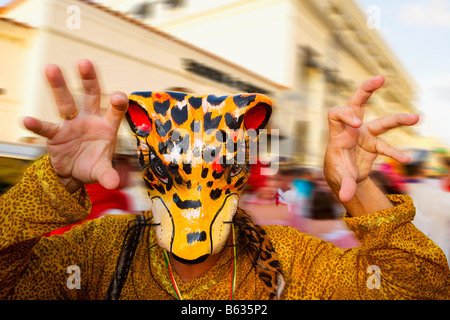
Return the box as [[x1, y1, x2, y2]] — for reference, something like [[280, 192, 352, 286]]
[[324, 75, 419, 204], [23, 60, 129, 192]]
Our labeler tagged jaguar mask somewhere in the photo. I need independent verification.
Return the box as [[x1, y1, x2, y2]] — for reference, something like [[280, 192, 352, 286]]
[[125, 91, 272, 264]]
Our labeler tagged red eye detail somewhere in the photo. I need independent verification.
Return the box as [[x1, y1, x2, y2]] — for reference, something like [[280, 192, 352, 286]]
[[155, 93, 161, 99], [128, 103, 152, 135]]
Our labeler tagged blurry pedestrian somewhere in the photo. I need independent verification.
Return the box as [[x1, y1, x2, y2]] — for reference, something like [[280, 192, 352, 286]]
[[370, 169, 404, 195], [441, 156, 450, 192], [300, 184, 360, 249], [289, 167, 315, 230], [239, 172, 295, 227], [402, 160, 450, 265]]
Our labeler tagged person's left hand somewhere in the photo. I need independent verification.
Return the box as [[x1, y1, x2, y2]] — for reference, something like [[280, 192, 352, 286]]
[[323, 75, 420, 203]]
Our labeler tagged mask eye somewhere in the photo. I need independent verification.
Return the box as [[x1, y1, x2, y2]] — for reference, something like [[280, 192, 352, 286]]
[[151, 161, 169, 184], [230, 164, 242, 177]]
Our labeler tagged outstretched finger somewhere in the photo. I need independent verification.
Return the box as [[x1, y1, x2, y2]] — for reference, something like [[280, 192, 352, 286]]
[[105, 91, 129, 129], [348, 75, 385, 119], [78, 59, 101, 114], [366, 113, 419, 136], [46, 64, 77, 119], [23, 116, 59, 139], [375, 137, 410, 164]]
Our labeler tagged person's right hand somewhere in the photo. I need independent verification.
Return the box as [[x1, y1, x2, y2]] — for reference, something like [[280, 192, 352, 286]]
[[23, 60, 129, 193]]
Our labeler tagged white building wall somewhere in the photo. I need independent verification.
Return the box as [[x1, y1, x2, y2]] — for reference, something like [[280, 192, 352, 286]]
[[2, 0, 286, 145], [0, 20, 35, 142]]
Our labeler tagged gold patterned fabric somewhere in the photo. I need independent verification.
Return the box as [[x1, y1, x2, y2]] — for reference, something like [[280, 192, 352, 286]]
[[0, 155, 449, 299]]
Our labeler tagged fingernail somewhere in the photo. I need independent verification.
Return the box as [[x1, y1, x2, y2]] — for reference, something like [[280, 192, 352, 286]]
[[353, 116, 362, 125]]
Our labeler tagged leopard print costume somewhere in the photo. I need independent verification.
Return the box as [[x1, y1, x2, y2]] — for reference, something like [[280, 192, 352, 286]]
[[0, 90, 449, 299], [0, 155, 449, 299]]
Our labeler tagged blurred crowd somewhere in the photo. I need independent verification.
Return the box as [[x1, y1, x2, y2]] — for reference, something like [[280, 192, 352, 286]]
[[4, 142, 447, 264], [239, 160, 361, 249], [239, 153, 450, 266]]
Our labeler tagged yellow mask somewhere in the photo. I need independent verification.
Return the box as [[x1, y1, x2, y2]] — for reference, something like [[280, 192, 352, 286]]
[[125, 91, 272, 263]]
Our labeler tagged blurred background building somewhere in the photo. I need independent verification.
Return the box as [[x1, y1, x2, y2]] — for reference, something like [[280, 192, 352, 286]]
[[91, 0, 434, 166], [0, 0, 448, 174]]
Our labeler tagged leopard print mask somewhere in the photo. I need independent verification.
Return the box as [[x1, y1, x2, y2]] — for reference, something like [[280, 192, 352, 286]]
[[125, 91, 272, 263]]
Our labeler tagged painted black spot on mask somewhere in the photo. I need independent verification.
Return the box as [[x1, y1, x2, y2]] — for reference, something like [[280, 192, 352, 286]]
[[175, 176, 183, 185], [182, 162, 192, 175], [203, 112, 223, 131], [168, 162, 179, 174], [212, 170, 225, 180], [187, 231, 207, 245], [209, 188, 222, 201], [144, 179, 154, 190], [154, 100, 170, 116], [173, 193, 202, 209], [206, 95, 227, 106], [145, 170, 154, 182], [234, 176, 246, 188], [168, 91, 187, 102], [237, 184, 246, 191], [233, 94, 256, 109], [225, 113, 244, 130], [171, 104, 188, 125], [154, 184, 166, 195], [188, 96, 203, 109], [155, 119, 172, 137], [138, 151, 146, 170]]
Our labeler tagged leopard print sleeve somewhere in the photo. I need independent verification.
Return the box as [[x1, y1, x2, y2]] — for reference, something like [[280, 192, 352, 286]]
[[334, 194, 450, 299], [268, 195, 450, 300], [0, 154, 91, 243], [0, 154, 92, 298]]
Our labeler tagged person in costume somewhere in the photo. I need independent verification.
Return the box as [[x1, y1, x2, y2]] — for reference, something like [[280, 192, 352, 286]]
[[0, 59, 449, 299]]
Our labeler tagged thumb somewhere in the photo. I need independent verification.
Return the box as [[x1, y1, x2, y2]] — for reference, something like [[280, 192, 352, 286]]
[[95, 164, 120, 190], [339, 175, 357, 203]]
